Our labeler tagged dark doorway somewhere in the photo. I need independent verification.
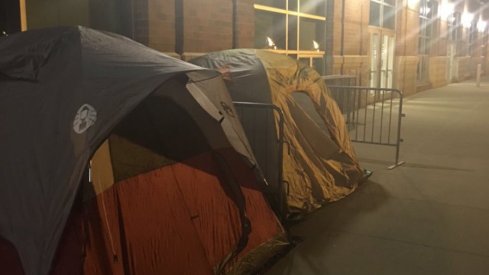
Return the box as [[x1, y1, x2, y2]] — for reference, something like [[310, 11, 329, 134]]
[[0, 0, 21, 35]]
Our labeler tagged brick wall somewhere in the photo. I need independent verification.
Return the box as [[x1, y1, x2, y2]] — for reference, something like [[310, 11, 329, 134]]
[[431, 19, 447, 56], [148, 0, 176, 52], [132, 0, 176, 53], [456, 56, 472, 81], [331, 55, 369, 86], [396, 8, 418, 56], [399, 8, 421, 94], [343, 0, 369, 56], [396, 56, 418, 96], [89, 0, 133, 38], [328, 0, 369, 78], [182, 0, 233, 53], [469, 57, 485, 78], [234, 0, 255, 48], [23, 0, 487, 88], [332, 0, 369, 56], [132, 0, 149, 45], [429, 57, 448, 88], [132, 0, 255, 56]]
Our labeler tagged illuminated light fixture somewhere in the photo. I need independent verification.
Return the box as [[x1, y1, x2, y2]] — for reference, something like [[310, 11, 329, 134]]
[[266, 36, 277, 50], [477, 20, 487, 33], [461, 12, 474, 28], [420, 7, 431, 16], [407, 0, 418, 10], [439, 2, 454, 20], [313, 40, 320, 51]]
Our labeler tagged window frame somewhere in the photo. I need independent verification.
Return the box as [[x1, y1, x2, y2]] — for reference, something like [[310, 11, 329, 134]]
[[369, 0, 396, 30]]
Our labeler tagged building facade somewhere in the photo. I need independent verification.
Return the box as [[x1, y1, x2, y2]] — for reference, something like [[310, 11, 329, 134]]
[[4, 0, 489, 96]]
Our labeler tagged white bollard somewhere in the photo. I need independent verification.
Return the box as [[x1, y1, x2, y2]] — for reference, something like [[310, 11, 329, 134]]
[[476, 64, 481, 87]]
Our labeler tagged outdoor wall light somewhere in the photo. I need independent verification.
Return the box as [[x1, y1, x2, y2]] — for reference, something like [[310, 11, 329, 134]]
[[313, 40, 319, 51], [477, 20, 487, 33], [461, 12, 474, 28], [266, 37, 277, 50], [439, 2, 454, 20], [420, 7, 431, 16], [407, 0, 419, 10]]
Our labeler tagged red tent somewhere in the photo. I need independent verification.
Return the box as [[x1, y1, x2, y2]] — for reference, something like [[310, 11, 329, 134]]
[[0, 27, 286, 275]]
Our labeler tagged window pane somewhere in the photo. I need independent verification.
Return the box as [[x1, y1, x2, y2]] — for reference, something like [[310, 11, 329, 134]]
[[383, 5, 395, 29], [255, 11, 287, 49], [419, 18, 427, 36], [384, 0, 396, 6], [288, 15, 298, 50], [418, 37, 427, 54], [256, 0, 286, 9], [428, 1, 438, 18], [299, 18, 320, 50], [312, 58, 324, 74], [300, 0, 325, 16], [288, 0, 298, 12], [369, 2, 381, 27]]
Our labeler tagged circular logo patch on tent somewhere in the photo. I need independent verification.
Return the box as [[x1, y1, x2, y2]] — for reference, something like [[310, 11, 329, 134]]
[[73, 104, 97, 134]]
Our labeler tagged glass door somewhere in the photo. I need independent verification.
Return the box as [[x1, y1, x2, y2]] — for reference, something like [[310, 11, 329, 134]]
[[370, 32, 380, 87], [370, 29, 395, 88]]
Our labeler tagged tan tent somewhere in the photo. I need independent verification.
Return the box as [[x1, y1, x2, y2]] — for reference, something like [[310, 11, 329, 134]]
[[192, 49, 364, 218]]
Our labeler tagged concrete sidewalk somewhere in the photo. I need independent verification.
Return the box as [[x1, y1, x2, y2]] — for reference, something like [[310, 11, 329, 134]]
[[266, 78, 489, 275]]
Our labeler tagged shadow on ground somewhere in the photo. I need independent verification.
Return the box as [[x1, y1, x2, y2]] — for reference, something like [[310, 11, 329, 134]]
[[259, 180, 389, 274]]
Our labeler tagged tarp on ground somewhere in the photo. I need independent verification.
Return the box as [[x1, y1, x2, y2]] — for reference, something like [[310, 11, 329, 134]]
[[192, 49, 364, 216], [0, 27, 286, 275]]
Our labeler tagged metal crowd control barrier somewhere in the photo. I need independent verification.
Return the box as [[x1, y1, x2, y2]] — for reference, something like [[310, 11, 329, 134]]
[[232, 101, 287, 220], [327, 86, 406, 169]]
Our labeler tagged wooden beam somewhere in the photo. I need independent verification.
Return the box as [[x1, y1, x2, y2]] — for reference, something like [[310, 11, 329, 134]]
[[19, 0, 27, 31]]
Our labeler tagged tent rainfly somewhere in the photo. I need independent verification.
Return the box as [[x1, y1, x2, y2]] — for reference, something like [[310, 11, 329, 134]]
[[192, 49, 365, 217], [0, 27, 286, 275]]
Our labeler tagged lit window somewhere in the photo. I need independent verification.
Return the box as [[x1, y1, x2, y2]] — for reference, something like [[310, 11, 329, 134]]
[[254, 0, 327, 72], [417, 0, 437, 83]]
